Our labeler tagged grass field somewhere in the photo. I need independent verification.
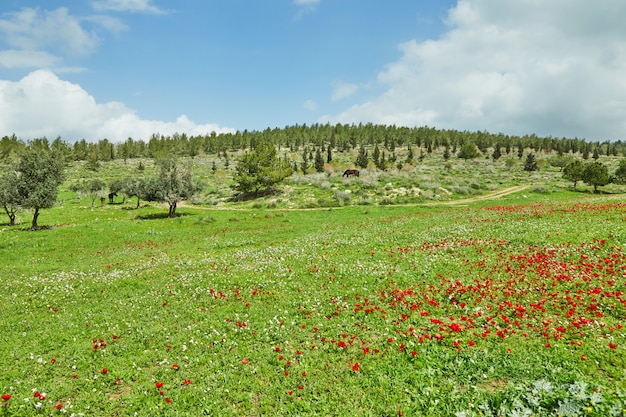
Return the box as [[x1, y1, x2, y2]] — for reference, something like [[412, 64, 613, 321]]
[[1, 155, 625, 416]]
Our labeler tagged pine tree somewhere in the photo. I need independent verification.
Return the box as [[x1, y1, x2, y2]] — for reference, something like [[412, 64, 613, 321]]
[[523, 153, 538, 171]]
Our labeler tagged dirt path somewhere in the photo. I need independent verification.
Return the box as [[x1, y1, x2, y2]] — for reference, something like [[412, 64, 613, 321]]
[[421, 185, 530, 206]]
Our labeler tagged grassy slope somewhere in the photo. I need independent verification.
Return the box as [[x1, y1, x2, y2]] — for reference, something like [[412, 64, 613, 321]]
[[0, 154, 625, 416]]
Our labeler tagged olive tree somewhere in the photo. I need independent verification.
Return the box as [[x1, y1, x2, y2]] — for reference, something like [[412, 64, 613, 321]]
[[14, 149, 65, 230]]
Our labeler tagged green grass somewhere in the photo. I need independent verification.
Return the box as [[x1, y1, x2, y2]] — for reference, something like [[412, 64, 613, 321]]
[[1, 157, 625, 416]]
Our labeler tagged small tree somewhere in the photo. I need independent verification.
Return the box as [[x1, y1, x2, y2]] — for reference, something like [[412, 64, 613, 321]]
[[0, 170, 19, 225], [563, 159, 585, 189], [523, 153, 538, 172], [612, 158, 626, 184], [14, 149, 65, 230], [355, 147, 369, 168], [87, 179, 106, 207], [314, 149, 324, 173], [457, 143, 480, 160], [232, 140, 293, 194], [153, 158, 201, 217], [583, 161, 610, 193]]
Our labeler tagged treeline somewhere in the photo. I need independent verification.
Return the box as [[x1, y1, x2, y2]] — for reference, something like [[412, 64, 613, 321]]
[[1, 123, 624, 162]]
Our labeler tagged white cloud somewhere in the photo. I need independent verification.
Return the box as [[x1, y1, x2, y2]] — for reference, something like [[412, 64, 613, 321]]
[[293, 0, 320, 19], [303, 99, 318, 112], [331, 81, 359, 102], [0, 8, 100, 57], [91, 0, 166, 14], [0, 7, 126, 69], [324, 0, 626, 141], [0, 70, 234, 142]]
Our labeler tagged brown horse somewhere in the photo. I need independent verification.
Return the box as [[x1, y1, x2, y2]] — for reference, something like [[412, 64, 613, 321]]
[[343, 169, 360, 177]]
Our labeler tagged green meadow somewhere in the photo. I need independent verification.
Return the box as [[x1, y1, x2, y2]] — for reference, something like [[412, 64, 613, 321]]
[[1, 152, 625, 416]]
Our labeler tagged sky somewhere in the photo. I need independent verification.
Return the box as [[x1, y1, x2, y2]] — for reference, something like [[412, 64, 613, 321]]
[[1, 0, 625, 143]]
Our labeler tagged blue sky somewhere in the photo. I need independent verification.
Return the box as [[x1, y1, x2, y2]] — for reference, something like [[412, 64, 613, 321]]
[[1, 0, 626, 142]]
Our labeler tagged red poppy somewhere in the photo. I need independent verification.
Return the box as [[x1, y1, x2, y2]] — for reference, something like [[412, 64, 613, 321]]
[[172, 364, 179, 370], [242, 358, 249, 365], [155, 381, 163, 389], [352, 362, 360, 372], [102, 368, 108, 374], [56, 403, 63, 410], [165, 397, 172, 403], [1, 394, 11, 401], [609, 343, 617, 349]]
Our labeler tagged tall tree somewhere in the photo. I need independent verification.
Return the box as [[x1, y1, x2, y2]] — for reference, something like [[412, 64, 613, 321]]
[[14, 149, 65, 230]]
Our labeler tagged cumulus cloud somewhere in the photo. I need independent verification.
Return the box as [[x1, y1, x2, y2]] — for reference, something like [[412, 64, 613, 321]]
[[331, 81, 359, 102], [91, 0, 166, 14], [0, 7, 100, 57], [0, 70, 234, 142], [0, 7, 126, 69], [324, 0, 626, 141]]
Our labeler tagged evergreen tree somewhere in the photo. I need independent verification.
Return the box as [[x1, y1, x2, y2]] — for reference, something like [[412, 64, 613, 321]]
[[523, 153, 538, 171], [355, 147, 369, 168], [583, 161, 610, 193], [314, 148, 324, 173], [612, 158, 626, 184], [232, 140, 293, 193], [458, 143, 480, 159], [563, 159, 585, 189], [492, 146, 502, 161], [326, 146, 332, 163]]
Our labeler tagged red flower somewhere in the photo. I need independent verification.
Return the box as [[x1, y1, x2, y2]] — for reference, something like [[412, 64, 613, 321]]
[[165, 397, 172, 403], [182, 379, 191, 385], [155, 381, 163, 389], [275, 347, 281, 353], [581, 355, 587, 361], [609, 343, 617, 349], [1, 394, 11, 401], [102, 368, 108, 374], [56, 403, 63, 410], [298, 385, 304, 390], [242, 358, 249, 365], [172, 363, 179, 370], [352, 362, 360, 372], [468, 340, 475, 347], [301, 372, 307, 377]]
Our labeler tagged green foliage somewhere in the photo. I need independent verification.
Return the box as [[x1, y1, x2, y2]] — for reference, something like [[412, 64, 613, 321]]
[[583, 161, 610, 193], [563, 159, 585, 189], [152, 158, 201, 217], [232, 140, 293, 194], [612, 158, 626, 184], [355, 146, 369, 168], [458, 143, 480, 159], [14, 149, 65, 229], [0, 167, 19, 225], [523, 153, 538, 171]]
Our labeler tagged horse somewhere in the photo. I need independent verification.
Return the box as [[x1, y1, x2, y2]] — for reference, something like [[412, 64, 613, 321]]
[[108, 192, 117, 204], [343, 169, 360, 177]]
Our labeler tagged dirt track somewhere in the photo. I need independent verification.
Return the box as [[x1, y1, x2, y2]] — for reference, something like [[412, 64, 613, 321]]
[[422, 185, 530, 206]]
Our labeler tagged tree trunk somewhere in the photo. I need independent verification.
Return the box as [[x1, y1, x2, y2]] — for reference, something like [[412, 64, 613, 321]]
[[3, 205, 15, 226], [136, 197, 140, 208], [169, 202, 177, 218], [31, 207, 40, 230]]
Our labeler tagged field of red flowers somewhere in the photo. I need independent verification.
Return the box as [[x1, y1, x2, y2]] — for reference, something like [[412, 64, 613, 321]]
[[0, 195, 624, 416]]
